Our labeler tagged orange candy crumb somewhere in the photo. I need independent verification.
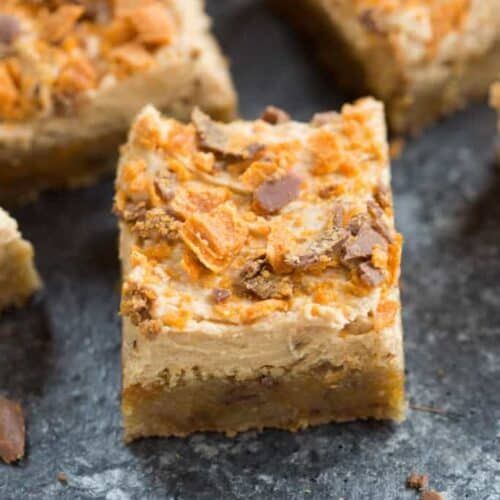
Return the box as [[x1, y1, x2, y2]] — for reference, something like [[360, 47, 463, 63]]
[[242, 300, 288, 324], [42, 5, 85, 44], [163, 309, 191, 329], [374, 300, 399, 331], [55, 57, 97, 95], [128, 3, 176, 46], [180, 202, 248, 273]]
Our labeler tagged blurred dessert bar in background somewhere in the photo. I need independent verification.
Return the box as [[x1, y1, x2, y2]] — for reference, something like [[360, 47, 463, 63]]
[[270, 0, 500, 134], [0, 0, 236, 203]]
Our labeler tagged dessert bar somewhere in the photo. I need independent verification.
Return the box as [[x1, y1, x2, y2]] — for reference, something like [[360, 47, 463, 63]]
[[270, 0, 500, 133], [116, 99, 405, 441], [0, 0, 236, 203]]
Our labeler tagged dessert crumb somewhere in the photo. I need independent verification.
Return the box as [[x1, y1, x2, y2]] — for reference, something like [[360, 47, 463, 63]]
[[406, 472, 444, 500], [421, 490, 444, 500], [260, 106, 290, 125], [0, 397, 25, 464], [407, 472, 429, 491], [57, 472, 68, 484]]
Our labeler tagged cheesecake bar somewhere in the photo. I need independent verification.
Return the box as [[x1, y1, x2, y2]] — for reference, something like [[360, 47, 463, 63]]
[[0, 0, 236, 203], [270, 0, 500, 134], [0, 207, 41, 312], [116, 99, 405, 441]]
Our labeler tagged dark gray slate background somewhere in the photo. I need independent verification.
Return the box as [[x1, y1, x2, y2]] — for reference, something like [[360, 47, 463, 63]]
[[1, 1, 499, 498]]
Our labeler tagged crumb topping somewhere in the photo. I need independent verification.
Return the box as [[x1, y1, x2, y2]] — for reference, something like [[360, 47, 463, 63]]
[[355, 0, 472, 56], [192, 108, 249, 161], [260, 106, 291, 125], [253, 173, 302, 214], [0, 0, 180, 122], [211, 287, 231, 303], [236, 256, 294, 300], [116, 99, 403, 333], [128, 207, 179, 243], [406, 473, 429, 491], [179, 202, 248, 273]]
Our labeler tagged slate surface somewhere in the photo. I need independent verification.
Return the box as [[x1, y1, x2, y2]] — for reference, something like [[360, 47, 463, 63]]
[[1, 1, 500, 499]]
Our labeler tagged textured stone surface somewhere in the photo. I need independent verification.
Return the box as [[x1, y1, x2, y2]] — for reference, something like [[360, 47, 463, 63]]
[[1, 1, 499, 498]]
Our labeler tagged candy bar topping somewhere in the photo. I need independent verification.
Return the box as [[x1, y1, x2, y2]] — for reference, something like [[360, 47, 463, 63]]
[[192, 108, 247, 161], [0, 14, 20, 45], [0, 0, 180, 122], [253, 173, 302, 214], [116, 99, 402, 333], [237, 256, 293, 300]]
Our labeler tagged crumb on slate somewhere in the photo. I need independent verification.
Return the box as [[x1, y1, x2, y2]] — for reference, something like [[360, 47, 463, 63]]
[[407, 472, 429, 491], [421, 490, 444, 500], [57, 472, 68, 484], [406, 472, 444, 500], [0, 397, 25, 464]]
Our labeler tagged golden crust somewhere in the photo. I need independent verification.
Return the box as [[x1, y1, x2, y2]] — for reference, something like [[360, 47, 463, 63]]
[[116, 99, 403, 335]]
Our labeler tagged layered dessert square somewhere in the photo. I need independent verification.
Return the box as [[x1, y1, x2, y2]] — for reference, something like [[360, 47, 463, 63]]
[[270, 0, 500, 134], [0, 207, 41, 312], [115, 98, 405, 441], [0, 0, 236, 203]]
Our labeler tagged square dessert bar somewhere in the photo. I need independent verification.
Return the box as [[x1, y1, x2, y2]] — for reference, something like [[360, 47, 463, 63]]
[[270, 0, 500, 134], [0, 0, 236, 203], [116, 99, 405, 441], [0, 207, 40, 312]]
